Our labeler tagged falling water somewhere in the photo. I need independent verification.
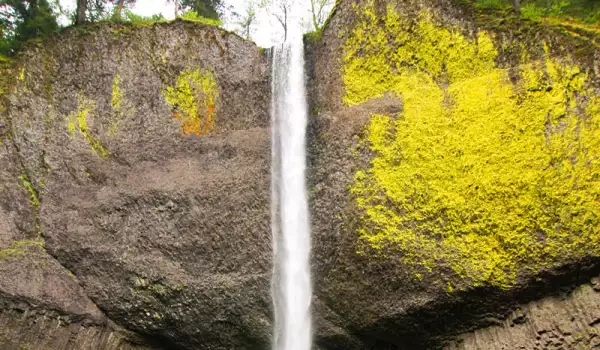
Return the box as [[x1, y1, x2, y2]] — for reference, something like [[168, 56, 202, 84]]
[[270, 14, 312, 350]]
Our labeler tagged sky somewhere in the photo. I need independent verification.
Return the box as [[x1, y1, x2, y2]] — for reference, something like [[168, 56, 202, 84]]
[[57, 0, 321, 47]]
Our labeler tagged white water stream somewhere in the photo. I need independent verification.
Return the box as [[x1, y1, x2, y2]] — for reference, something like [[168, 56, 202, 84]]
[[270, 15, 312, 350]]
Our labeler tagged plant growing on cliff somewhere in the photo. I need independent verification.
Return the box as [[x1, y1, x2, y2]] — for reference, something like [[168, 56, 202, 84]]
[[475, 0, 600, 23], [179, 9, 221, 25], [346, 1, 600, 289], [112, 0, 136, 20], [0, 239, 44, 260], [168, 0, 223, 20], [163, 68, 218, 136], [232, 0, 257, 39], [18, 173, 40, 208]]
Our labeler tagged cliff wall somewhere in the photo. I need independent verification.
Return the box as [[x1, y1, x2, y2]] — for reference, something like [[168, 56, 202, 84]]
[[0, 20, 271, 349], [306, 0, 600, 348], [1, 1, 600, 349]]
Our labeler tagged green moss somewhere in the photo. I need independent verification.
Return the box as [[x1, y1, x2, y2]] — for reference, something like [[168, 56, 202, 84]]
[[66, 94, 111, 158], [148, 283, 167, 297], [110, 26, 135, 37], [0, 55, 12, 69], [11, 240, 44, 249], [305, 29, 324, 43], [346, 1, 600, 289], [18, 173, 40, 208], [474, 0, 600, 25], [18, 171, 42, 236], [163, 68, 219, 136], [179, 10, 221, 26], [0, 239, 44, 260]]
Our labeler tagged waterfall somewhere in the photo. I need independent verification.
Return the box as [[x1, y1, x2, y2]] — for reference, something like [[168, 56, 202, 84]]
[[270, 16, 312, 350]]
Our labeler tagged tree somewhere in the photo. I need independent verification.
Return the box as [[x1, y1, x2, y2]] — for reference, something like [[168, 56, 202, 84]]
[[0, 0, 59, 54], [259, 0, 293, 42], [169, 0, 222, 19], [75, 0, 135, 24], [309, 0, 333, 31], [112, 0, 136, 20], [75, 0, 86, 24], [166, 0, 179, 17], [235, 0, 256, 40]]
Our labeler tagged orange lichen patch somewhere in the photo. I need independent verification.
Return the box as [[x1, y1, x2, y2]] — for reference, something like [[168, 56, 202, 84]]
[[163, 68, 219, 136], [174, 112, 202, 136]]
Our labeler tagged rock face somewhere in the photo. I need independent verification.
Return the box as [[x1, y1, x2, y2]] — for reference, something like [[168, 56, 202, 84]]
[[447, 277, 600, 350], [1, 1, 600, 349], [306, 0, 600, 348], [1, 20, 271, 349]]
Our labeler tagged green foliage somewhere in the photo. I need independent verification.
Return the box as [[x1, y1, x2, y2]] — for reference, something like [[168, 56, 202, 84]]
[[522, 0, 570, 19], [305, 28, 324, 43], [178, 0, 222, 20], [0, 54, 12, 68], [115, 9, 220, 27], [18, 173, 40, 208], [0, 0, 59, 56], [310, 0, 335, 31], [76, 0, 123, 24], [0, 55, 14, 101], [345, 1, 600, 288], [163, 68, 218, 136], [475, 0, 600, 24], [122, 10, 166, 26], [474, 0, 511, 9], [179, 10, 221, 26]]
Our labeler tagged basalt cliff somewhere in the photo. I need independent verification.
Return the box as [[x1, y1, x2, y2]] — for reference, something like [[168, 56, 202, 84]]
[[1, 0, 600, 349]]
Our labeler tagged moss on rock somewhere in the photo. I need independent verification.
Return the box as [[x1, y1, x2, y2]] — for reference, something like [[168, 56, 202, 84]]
[[346, 0, 600, 288], [163, 68, 218, 136], [66, 94, 111, 158]]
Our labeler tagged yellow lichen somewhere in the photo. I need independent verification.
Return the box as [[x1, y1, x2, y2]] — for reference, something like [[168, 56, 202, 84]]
[[66, 94, 111, 158], [346, 1, 600, 288], [163, 68, 218, 136], [0, 239, 44, 260], [110, 74, 124, 136], [17, 67, 24, 81]]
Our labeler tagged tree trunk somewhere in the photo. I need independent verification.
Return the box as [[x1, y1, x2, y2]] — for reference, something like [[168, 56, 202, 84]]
[[282, 5, 287, 42], [76, 0, 87, 25], [115, 0, 125, 19], [512, 0, 521, 13]]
